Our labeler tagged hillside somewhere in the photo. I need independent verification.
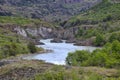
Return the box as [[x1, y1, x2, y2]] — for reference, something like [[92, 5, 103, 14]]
[[61, 0, 120, 46], [0, 0, 120, 80], [0, 59, 119, 80], [0, 16, 57, 59], [0, 16, 56, 27], [0, 0, 101, 22], [0, 27, 38, 59], [64, 0, 120, 27]]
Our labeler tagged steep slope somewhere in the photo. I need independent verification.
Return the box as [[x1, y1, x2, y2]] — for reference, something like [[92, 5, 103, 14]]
[[0, 0, 102, 22], [0, 16, 58, 59], [61, 0, 120, 46], [64, 0, 120, 27], [0, 16, 60, 38], [0, 27, 30, 59]]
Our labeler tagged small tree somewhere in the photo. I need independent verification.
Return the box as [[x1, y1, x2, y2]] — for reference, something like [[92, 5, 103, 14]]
[[66, 50, 89, 66], [109, 32, 120, 42], [111, 40, 120, 53], [94, 33, 105, 46], [27, 42, 37, 53]]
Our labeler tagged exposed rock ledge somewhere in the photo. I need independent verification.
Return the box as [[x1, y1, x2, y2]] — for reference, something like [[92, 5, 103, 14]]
[[0, 24, 95, 46], [0, 24, 79, 42], [74, 38, 94, 46]]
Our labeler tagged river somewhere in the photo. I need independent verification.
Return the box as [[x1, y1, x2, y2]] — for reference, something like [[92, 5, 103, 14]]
[[24, 39, 98, 65]]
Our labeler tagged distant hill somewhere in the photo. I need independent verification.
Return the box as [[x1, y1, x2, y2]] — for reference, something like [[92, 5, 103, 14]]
[[0, 0, 102, 22], [60, 0, 120, 46], [63, 0, 120, 27]]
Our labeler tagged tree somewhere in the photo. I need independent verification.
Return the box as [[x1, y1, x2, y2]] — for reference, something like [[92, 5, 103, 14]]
[[103, 15, 112, 22], [111, 40, 120, 53], [66, 50, 90, 66], [109, 32, 120, 42], [76, 28, 84, 37], [27, 42, 37, 53], [94, 33, 105, 46], [86, 52, 108, 67]]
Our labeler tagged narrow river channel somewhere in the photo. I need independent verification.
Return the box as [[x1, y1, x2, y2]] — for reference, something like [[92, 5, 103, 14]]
[[24, 39, 98, 65]]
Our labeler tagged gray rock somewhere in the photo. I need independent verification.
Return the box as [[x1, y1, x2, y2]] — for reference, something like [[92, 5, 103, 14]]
[[50, 38, 63, 43], [66, 39, 76, 43], [36, 42, 45, 45]]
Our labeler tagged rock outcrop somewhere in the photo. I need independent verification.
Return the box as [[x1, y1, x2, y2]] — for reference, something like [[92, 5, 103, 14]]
[[74, 38, 95, 46], [0, 24, 62, 39], [50, 38, 63, 43], [0, 24, 95, 46]]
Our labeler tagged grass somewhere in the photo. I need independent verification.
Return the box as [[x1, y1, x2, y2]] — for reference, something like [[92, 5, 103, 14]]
[[0, 27, 43, 59], [0, 60, 51, 75], [0, 35, 29, 59], [0, 16, 32, 26], [34, 66, 120, 80], [0, 16, 56, 27], [0, 59, 119, 80], [0, 16, 54, 59], [0, 60, 54, 80]]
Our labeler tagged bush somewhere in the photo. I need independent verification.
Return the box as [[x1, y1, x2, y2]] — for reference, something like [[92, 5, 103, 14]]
[[66, 40, 120, 68], [66, 50, 90, 66], [109, 32, 120, 42], [86, 52, 108, 67], [94, 33, 105, 46], [0, 42, 29, 59], [27, 42, 37, 53]]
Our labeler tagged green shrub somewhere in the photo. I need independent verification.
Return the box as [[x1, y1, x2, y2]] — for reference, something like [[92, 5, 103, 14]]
[[27, 42, 37, 53], [1, 42, 29, 58], [109, 32, 120, 42], [66, 40, 120, 68], [94, 33, 105, 46], [66, 50, 90, 66], [0, 28, 30, 59]]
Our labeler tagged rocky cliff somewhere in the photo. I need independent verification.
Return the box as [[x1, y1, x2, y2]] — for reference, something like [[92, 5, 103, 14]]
[[0, 23, 79, 43]]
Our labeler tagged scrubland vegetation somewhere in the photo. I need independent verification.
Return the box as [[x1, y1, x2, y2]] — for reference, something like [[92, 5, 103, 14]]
[[0, 28, 43, 59], [0, 0, 120, 80]]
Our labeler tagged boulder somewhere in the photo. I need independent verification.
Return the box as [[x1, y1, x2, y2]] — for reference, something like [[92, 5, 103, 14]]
[[50, 38, 63, 43], [36, 42, 45, 45], [66, 39, 76, 43], [34, 40, 45, 45], [74, 38, 94, 46]]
